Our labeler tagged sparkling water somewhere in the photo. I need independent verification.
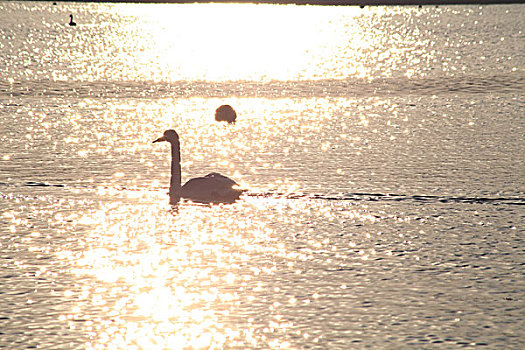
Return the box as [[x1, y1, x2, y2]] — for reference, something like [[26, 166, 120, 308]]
[[0, 2, 523, 349]]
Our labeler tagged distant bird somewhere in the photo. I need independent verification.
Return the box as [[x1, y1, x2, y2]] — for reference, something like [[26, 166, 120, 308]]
[[153, 129, 244, 204], [215, 105, 237, 123], [69, 14, 76, 26]]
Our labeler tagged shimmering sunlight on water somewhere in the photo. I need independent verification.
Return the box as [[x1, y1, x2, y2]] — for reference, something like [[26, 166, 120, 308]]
[[1, 2, 524, 349], [3, 2, 521, 83]]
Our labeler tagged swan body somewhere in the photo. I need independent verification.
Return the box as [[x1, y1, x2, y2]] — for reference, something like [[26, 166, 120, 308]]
[[69, 14, 76, 26], [153, 130, 244, 204]]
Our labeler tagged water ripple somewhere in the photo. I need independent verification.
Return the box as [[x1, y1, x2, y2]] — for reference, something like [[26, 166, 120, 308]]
[[1, 74, 523, 100]]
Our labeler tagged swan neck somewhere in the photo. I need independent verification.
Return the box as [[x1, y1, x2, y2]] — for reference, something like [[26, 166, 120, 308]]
[[169, 140, 182, 196]]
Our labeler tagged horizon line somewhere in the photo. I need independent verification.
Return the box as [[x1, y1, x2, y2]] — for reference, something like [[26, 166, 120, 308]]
[[39, 0, 525, 6]]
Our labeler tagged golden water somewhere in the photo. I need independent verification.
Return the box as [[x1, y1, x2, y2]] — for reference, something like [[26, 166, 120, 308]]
[[1, 2, 523, 349]]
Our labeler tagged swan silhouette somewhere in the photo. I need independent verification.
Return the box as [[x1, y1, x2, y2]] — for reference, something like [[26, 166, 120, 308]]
[[69, 14, 76, 26], [215, 105, 237, 123], [153, 129, 244, 204]]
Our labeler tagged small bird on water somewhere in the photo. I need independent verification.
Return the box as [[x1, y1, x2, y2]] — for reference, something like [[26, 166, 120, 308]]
[[215, 105, 237, 123], [69, 14, 76, 26]]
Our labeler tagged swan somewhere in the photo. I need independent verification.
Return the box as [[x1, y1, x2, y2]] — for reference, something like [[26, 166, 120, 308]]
[[153, 129, 244, 204], [69, 14, 76, 26], [215, 105, 237, 123]]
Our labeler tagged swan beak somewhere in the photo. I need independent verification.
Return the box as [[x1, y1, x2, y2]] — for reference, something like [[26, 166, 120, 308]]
[[152, 136, 166, 143]]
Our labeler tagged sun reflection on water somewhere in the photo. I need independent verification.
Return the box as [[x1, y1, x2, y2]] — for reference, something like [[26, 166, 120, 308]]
[[55, 194, 293, 348], [22, 93, 415, 199], [7, 3, 432, 83], [105, 4, 371, 82], [49, 185, 392, 349], [1, 2, 522, 348]]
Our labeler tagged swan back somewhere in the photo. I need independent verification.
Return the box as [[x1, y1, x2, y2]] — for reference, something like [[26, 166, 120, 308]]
[[181, 173, 243, 204]]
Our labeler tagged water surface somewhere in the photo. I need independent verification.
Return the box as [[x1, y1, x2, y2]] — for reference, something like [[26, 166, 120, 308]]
[[0, 2, 524, 349]]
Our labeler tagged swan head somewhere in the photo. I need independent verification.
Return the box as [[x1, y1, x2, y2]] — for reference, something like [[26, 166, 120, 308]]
[[153, 129, 179, 144]]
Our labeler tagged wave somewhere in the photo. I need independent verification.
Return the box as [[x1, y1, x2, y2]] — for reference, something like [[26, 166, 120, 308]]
[[249, 192, 525, 206], [1, 182, 522, 206], [1, 74, 523, 100], [24, 181, 65, 188]]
